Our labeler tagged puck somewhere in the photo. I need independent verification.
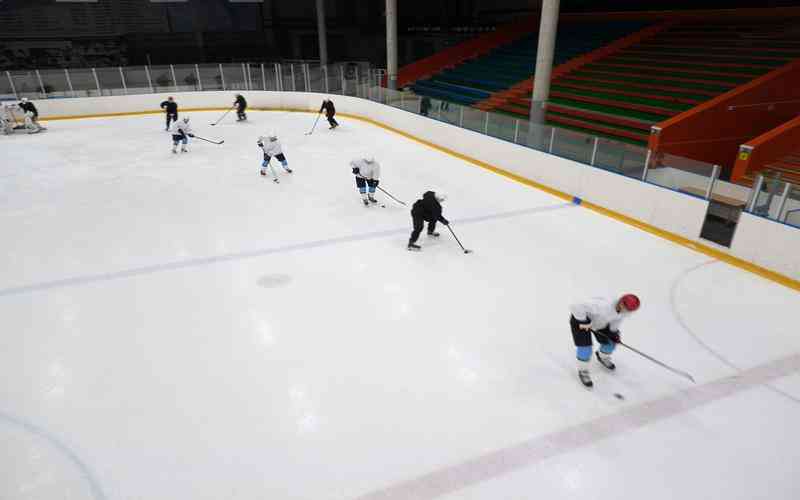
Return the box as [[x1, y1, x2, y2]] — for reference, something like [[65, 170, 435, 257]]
[[613, 393, 625, 400]]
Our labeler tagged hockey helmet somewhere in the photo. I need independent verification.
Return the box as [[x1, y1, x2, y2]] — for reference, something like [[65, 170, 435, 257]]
[[268, 130, 278, 140], [182, 116, 190, 123], [620, 294, 640, 312], [21, 97, 28, 103], [363, 154, 375, 163]]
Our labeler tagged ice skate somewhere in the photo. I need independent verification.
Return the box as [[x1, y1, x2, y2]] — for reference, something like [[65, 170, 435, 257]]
[[368, 195, 378, 204], [407, 242, 421, 251], [427, 231, 440, 237], [596, 351, 616, 371], [578, 368, 593, 388], [260, 170, 266, 176]]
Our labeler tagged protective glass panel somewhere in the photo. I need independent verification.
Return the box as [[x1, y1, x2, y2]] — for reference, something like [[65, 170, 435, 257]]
[[325, 65, 342, 94], [172, 65, 201, 92], [198, 64, 224, 91], [37, 69, 70, 97], [462, 107, 486, 133], [750, 175, 789, 219], [645, 152, 716, 195], [149, 65, 175, 93], [221, 64, 247, 91], [551, 128, 594, 164], [121, 67, 152, 94], [246, 63, 262, 91], [436, 100, 459, 125], [308, 65, 325, 93], [293, 64, 306, 92], [486, 113, 517, 143], [66, 68, 100, 96], [384, 88, 404, 109], [593, 139, 648, 179], [401, 92, 421, 114], [94, 67, 124, 95], [516, 122, 553, 152], [8, 71, 40, 99], [0, 72, 15, 100]]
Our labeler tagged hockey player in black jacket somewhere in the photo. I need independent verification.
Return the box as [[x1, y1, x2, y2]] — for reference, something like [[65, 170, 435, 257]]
[[408, 191, 449, 251], [319, 98, 338, 129], [160, 96, 178, 131], [234, 94, 247, 121]]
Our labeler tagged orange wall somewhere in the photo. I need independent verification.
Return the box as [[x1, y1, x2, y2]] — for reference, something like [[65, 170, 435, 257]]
[[732, 114, 800, 181], [649, 60, 800, 173]]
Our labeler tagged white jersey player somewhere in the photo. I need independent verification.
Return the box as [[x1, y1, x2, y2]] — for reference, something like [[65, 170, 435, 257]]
[[569, 294, 640, 388], [170, 116, 194, 153], [257, 132, 292, 183], [23, 110, 43, 134], [350, 155, 381, 206]]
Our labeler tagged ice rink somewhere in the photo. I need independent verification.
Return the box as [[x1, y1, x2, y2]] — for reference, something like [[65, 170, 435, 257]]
[[2, 110, 799, 500]]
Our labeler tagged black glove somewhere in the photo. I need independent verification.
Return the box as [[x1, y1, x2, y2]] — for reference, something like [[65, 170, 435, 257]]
[[352, 167, 360, 175], [188, 133, 195, 138], [257, 141, 263, 147], [608, 330, 621, 344], [442, 218, 450, 226]]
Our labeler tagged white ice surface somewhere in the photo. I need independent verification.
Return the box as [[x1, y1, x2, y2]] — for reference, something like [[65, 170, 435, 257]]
[[1, 111, 799, 500]]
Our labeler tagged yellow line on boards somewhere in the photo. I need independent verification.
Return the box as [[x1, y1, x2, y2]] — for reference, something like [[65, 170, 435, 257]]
[[36, 107, 800, 291]]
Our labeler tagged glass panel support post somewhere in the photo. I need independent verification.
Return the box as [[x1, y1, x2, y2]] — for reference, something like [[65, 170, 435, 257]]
[[261, 63, 266, 90], [548, 127, 555, 153], [483, 112, 489, 134], [459, 105, 464, 127], [705, 165, 720, 200], [776, 183, 792, 221], [6, 71, 17, 99], [290, 64, 296, 91], [170, 64, 178, 92], [590, 137, 599, 165], [513, 119, 520, 143], [119, 67, 127, 95], [642, 149, 652, 181], [144, 65, 154, 93], [219, 64, 226, 91], [64, 68, 74, 96], [195, 64, 202, 91], [36, 69, 47, 97], [340, 64, 346, 94], [92, 68, 101, 95], [746, 174, 764, 213]]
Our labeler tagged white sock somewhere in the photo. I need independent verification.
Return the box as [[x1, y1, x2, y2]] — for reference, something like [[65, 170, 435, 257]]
[[577, 358, 590, 374]]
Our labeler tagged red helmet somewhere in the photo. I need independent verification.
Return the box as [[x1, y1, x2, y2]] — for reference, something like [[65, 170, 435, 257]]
[[620, 294, 640, 312]]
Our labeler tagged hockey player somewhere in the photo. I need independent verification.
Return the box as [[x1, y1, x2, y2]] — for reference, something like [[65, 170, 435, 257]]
[[408, 191, 449, 251], [234, 94, 248, 121], [257, 132, 292, 182], [319, 98, 338, 129], [350, 155, 380, 206], [0, 112, 11, 135], [19, 97, 42, 133], [160, 96, 178, 131], [570, 294, 640, 388], [169, 116, 194, 153]]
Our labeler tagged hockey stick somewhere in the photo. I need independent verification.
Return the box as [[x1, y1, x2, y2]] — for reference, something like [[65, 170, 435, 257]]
[[445, 224, 472, 254], [210, 107, 234, 126], [305, 113, 322, 135], [192, 135, 225, 145], [376, 185, 406, 206], [618, 341, 695, 383]]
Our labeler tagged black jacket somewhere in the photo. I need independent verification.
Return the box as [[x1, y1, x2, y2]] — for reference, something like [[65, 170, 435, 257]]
[[19, 101, 37, 117], [411, 191, 448, 224], [160, 100, 178, 114], [235, 95, 247, 110], [320, 100, 335, 116]]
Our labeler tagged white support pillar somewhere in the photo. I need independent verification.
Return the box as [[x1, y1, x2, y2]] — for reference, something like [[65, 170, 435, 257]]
[[195, 64, 203, 91], [590, 137, 599, 165], [7, 71, 17, 99], [483, 112, 489, 134], [144, 66, 154, 93], [219, 64, 227, 90], [746, 174, 765, 213], [316, 0, 328, 66], [170, 64, 178, 92], [386, 0, 398, 90], [642, 149, 652, 181], [529, 0, 560, 126], [119, 67, 128, 95], [64, 68, 74, 96], [290, 64, 296, 91], [274, 63, 281, 91], [242, 63, 248, 91], [92, 68, 101, 95], [705, 165, 720, 200], [261, 63, 267, 90], [459, 105, 464, 127], [776, 183, 792, 221], [513, 119, 520, 143], [36, 69, 46, 97], [548, 127, 556, 153]]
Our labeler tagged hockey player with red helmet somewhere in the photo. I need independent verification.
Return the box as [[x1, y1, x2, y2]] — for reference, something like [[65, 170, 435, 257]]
[[569, 294, 640, 388]]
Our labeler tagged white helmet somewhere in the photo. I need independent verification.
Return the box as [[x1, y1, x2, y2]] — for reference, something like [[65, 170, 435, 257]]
[[268, 131, 278, 140], [182, 116, 190, 123], [362, 154, 375, 163], [20, 97, 28, 103], [435, 192, 447, 203]]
